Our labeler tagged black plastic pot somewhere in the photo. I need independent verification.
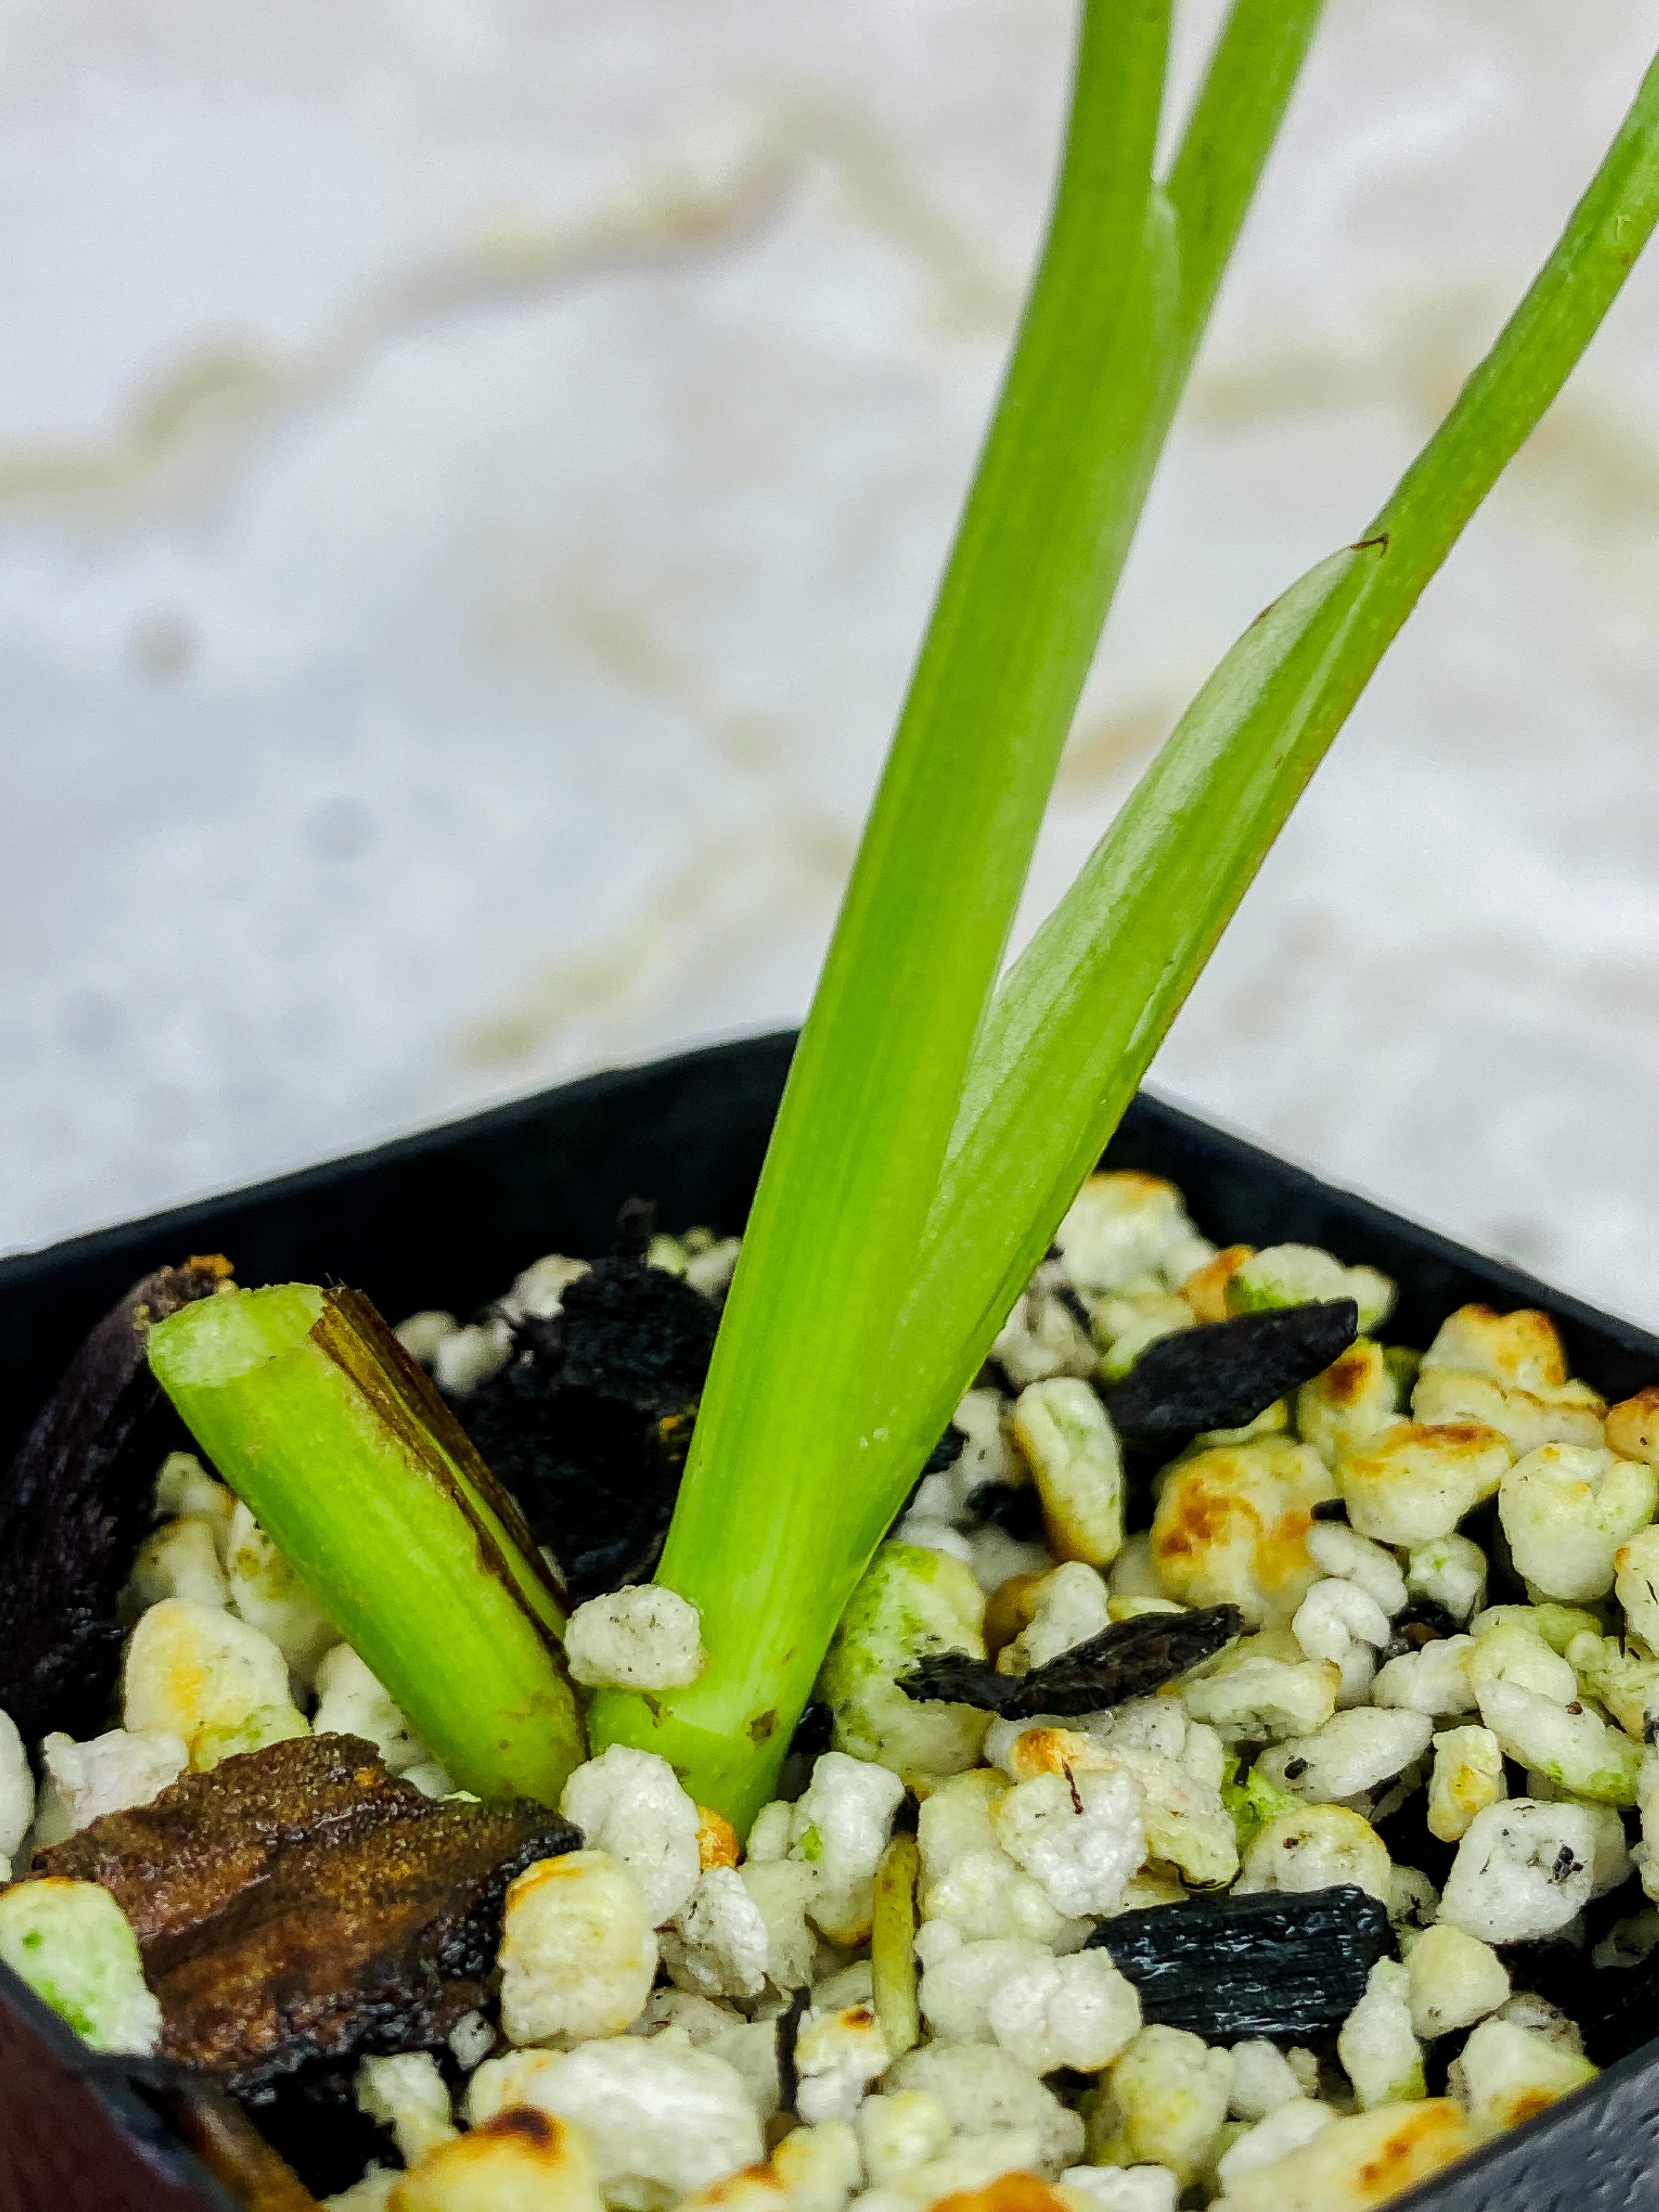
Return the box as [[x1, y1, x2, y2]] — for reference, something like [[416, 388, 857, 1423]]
[[3, 1030, 1658, 2211]]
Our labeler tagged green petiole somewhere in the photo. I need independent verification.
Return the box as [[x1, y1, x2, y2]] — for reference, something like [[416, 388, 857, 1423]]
[[590, 0, 1329, 1825], [1162, 0, 1328, 374], [146, 1284, 587, 1808]]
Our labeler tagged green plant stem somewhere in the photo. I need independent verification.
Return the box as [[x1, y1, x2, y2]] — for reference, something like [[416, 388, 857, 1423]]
[[591, 0, 1329, 1825], [147, 1283, 587, 1808], [1163, 0, 1327, 359], [589, 0, 1172, 1824], [874, 39, 1659, 1492]]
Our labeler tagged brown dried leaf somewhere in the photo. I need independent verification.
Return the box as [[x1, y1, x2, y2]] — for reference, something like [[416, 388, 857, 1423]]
[[37, 1735, 578, 2093]]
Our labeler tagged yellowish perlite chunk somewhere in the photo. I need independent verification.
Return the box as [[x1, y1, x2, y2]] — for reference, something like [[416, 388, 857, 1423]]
[[1150, 1440, 1335, 1626]]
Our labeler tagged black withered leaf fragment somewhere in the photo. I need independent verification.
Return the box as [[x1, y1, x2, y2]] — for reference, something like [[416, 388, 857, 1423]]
[[897, 1604, 1242, 1719], [1103, 1299, 1360, 1442], [458, 1255, 719, 1601], [0, 1257, 230, 1745], [1089, 1884, 1392, 2038], [896, 1652, 1018, 1715], [1012, 1605, 1243, 1716]]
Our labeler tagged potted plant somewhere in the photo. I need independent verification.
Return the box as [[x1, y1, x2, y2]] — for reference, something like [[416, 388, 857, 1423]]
[[4, 4, 1659, 2207]]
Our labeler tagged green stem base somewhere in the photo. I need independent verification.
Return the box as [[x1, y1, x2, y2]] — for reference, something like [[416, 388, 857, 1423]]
[[586, 1686, 799, 1834]]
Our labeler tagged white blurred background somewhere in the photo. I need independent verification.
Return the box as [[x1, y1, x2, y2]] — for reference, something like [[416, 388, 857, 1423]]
[[4, 0, 1659, 1326]]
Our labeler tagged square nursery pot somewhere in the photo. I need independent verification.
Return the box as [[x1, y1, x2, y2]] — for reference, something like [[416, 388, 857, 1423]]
[[4, 1029, 1659, 2212]]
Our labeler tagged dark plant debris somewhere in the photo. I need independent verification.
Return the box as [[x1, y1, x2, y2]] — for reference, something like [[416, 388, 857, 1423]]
[[458, 1255, 719, 1600], [0, 1257, 231, 1745], [790, 1701, 835, 1758], [1089, 1883, 1393, 2037], [611, 1194, 658, 1261], [896, 1603, 1242, 1719], [779, 1982, 814, 2114], [966, 1479, 1046, 1542], [775, 1985, 812, 2118], [32, 1734, 579, 2096], [1104, 1300, 1359, 1443], [1509, 1896, 1656, 2068], [1392, 1600, 1460, 1649], [227, 2057, 396, 2199], [922, 1428, 966, 1476], [548, 1255, 717, 1411], [142, 2071, 331, 2210]]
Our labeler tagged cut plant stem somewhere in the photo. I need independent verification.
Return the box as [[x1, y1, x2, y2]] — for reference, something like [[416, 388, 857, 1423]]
[[590, 0, 1325, 1825], [146, 1283, 586, 1808]]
